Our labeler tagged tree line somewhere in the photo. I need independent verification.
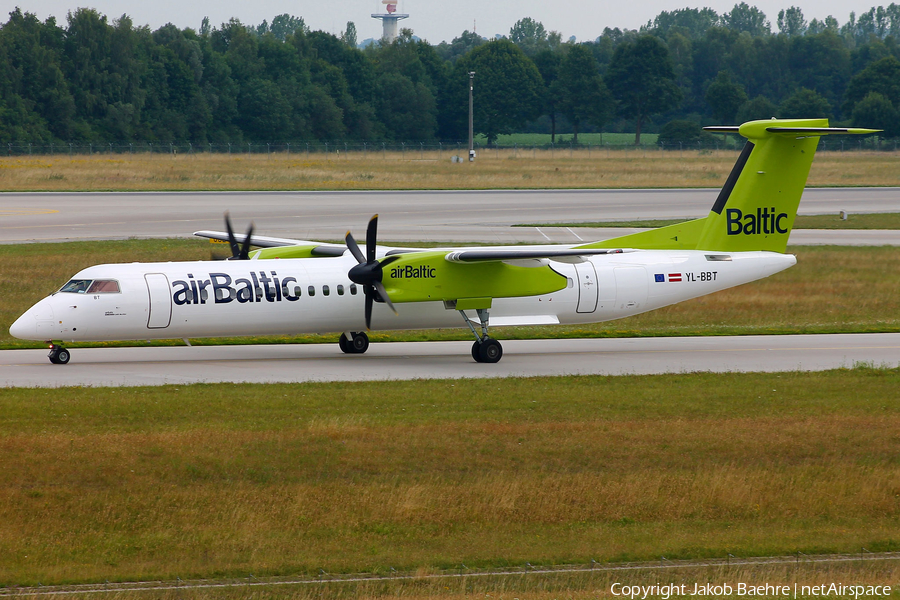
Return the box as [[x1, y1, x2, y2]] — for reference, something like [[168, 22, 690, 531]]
[[1, 3, 899, 145]]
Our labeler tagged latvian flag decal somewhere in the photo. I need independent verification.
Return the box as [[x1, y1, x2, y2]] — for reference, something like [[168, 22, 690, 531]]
[[655, 273, 683, 283]]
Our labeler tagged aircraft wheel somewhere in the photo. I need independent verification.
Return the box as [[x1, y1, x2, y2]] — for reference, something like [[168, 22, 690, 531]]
[[48, 345, 70, 365], [477, 338, 503, 364], [339, 333, 351, 354], [350, 332, 369, 353], [472, 341, 481, 362]]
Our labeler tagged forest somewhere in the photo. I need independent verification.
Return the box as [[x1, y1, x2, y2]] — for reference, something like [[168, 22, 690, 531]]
[[1, 3, 899, 145]]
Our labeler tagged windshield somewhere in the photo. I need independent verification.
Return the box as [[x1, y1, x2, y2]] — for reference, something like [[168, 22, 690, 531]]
[[59, 279, 91, 293]]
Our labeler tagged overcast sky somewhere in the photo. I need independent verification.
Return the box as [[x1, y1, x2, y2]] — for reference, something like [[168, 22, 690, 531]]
[[8, 0, 884, 44]]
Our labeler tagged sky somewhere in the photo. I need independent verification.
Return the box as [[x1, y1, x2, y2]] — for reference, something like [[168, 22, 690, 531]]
[[6, 0, 886, 44]]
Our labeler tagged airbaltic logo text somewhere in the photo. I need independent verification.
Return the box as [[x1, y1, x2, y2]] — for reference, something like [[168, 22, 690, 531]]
[[726, 208, 789, 235], [390, 265, 436, 279], [172, 272, 299, 305]]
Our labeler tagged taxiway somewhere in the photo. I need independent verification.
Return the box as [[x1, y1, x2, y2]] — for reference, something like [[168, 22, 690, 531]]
[[2, 334, 898, 387]]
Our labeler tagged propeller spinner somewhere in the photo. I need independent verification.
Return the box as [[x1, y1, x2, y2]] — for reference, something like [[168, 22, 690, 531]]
[[345, 214, 399, 329]]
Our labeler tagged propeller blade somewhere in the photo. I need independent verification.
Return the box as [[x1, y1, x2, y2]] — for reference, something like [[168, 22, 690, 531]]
[[372, 280, 398, 316], [239, 223, 254, 260], [366, 214, 378, 264], [345, 231, 366, 264], [224, 212, 240, 259], [364, 291, 373, 330]]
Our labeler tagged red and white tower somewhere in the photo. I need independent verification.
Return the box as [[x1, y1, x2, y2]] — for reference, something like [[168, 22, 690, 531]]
[[372, 0, 409, 42]]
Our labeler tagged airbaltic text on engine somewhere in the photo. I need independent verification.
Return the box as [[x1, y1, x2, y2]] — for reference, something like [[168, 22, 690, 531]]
[[172, 272, 300, 305], [726, 207, 789, 235], [390, 265, 437, 279]]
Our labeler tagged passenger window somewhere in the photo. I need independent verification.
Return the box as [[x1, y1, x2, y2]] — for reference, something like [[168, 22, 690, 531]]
[[60, 279, 91, 294], [337, 284, 344, 296], [308, 286, 316, 297], [293, 286, 302, 297], [349, 284, 358, 295], [323, 285, 330, 296]]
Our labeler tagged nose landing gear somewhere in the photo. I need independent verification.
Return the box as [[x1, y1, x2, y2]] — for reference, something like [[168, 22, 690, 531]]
[[48, 344, 70, 365]]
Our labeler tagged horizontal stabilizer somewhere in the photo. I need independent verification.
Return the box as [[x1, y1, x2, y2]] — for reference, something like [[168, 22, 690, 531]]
[[702, 125, 881, 137], [765, 127, 882, 136]]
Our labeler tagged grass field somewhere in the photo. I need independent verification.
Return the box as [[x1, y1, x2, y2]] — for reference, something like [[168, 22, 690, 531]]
[[518, 213, 900, 229], [1, 241, 898, 350], [0, 150, 898, 192], [1, 368, 898, 588]]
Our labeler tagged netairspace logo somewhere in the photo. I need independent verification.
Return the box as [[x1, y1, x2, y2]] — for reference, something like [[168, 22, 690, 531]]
[[610, 582, 893, 599]]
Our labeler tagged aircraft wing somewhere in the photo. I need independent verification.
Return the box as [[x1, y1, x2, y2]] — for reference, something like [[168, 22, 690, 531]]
[[444, 248, 628, 263], [193, 230, 347, 256]]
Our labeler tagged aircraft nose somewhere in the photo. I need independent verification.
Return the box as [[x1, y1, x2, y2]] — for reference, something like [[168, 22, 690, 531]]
[[9, 298, 55, 341], [9, 312, 35, 339]]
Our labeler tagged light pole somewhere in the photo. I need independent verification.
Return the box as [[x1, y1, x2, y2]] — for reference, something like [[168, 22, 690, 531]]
[[468, 71, 476, 162]]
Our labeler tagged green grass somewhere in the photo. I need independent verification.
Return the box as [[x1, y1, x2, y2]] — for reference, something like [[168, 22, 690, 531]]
[[516, 212, 900, 229], [1, 368, 898, 586], [2, 240, 900, 350]]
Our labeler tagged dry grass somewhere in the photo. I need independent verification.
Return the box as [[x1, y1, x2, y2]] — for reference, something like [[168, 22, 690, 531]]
[[11, 561, 900, 599], [1, 370, 899, 586], [0, 150, 897, 192]]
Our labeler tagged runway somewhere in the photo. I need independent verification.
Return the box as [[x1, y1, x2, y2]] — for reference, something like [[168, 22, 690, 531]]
[[2, 334, 898, 387], [1, 187, 899, 244]]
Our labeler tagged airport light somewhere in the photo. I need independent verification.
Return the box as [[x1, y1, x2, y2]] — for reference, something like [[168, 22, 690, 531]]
[[468, 71, 476, 162]]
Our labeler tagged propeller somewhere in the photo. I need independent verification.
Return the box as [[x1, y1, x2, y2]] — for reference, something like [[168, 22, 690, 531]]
[[224, 211, 255, 260], [346, 214, 400, 330]]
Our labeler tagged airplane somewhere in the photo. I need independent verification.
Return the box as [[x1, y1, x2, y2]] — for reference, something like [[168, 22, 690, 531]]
[[9, 118, 878, 365]]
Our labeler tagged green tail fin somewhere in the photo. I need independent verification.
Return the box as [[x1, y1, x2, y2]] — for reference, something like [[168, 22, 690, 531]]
[[581, 118, 879, 253]]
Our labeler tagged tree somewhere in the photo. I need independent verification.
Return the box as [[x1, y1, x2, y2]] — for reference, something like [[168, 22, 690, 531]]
[[341, 22, 357, 48], [705, 71, 747, 123], [509, 17, 548, 56], [657, 119, 716, 147], [777, 7, 807, 37], [645, 7, 720, 39], [779, 87, 831, 118], [268, 14, 306, 41], [434, 30, 484, 63], [851, 92, 898, 138], [721, 2, 771, 36], [788, 31, 850, 116], [532, 49, 562, 142], [552, 45, 613, 143], [842, 56, 900, 117], [446, 39, 544, 144], [375, 72, 437, 140], [735, 94, 778, 122], [605, 35, 683, 144]]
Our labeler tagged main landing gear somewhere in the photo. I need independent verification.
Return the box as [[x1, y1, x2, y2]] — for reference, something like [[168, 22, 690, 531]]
[[339, 331, 369, 354], [460, 309, 503, 364], [48, 343, 70, 365]]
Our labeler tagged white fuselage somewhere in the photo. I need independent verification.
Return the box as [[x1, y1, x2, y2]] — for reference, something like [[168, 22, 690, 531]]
[[10, 250, 795, 343]]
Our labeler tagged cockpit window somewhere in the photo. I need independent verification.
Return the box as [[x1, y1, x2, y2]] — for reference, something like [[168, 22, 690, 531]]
[[87, 280, 120, 293], [59, 279, 91, 293], [59, 279, 120, 294]]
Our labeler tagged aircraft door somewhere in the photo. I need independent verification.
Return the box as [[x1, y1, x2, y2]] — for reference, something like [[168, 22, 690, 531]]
[[145, 273, 172, 329], [574, 261, 599, 313]]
